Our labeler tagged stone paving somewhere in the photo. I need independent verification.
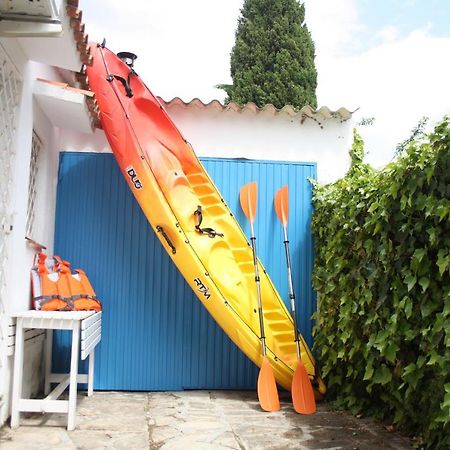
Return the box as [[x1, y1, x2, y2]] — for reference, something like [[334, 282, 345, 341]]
[[0, 390, 412, 449]]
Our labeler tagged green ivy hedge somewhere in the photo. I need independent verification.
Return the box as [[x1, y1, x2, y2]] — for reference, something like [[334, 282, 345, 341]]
[[311, 118, 450, 448]]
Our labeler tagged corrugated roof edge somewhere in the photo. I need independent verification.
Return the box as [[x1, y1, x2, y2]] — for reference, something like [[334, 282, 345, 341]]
[[158, 97, 356, 125]]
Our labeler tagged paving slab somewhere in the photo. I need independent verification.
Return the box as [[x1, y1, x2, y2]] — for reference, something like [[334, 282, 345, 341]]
[[0, 390, 412, 449]]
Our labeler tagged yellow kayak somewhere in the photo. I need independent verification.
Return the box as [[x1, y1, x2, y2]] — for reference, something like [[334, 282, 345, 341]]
[[86, 43, 325, 396]]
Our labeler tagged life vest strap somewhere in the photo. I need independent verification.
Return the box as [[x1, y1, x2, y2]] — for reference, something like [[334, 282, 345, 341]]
[[35, 294, 100, 302], [34, 294, 74, 310], [71, 294, 101, 303], [35, 294, 64, 302]]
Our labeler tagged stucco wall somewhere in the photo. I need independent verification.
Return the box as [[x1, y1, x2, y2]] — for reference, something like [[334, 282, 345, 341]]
[[164, 104, 353, 184], [0, 40, 64, 426], [59, 102, 353, 184]]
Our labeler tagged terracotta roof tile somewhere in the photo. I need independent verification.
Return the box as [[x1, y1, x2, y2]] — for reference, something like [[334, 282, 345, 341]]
[[159, 97, 355, 126], [65, 0, 100, 127], [66, 0, 93, 67]]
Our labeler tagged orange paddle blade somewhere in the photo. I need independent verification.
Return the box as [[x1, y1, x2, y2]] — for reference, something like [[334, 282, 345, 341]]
[[291, 359, 316, 415], [240, 182, 258, 224], [274, 185, 289, 227], [257, 356, 280, 412]]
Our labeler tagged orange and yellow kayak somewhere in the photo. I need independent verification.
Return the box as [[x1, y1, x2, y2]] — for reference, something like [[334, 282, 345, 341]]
[[86, 43, 325, 396]]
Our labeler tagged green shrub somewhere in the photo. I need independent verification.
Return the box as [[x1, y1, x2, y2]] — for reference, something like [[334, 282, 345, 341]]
[[312, 118, 450, 449]]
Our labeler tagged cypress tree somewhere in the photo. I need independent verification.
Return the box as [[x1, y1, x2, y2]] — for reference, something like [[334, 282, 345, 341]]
[[222, 0, 317, 109]]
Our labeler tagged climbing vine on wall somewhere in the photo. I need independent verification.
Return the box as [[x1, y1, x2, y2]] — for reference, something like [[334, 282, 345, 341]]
[[311, 118, 450, 449]]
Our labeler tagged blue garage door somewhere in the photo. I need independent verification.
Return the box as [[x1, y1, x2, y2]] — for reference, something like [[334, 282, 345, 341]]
[[53, 152, 316, 390]]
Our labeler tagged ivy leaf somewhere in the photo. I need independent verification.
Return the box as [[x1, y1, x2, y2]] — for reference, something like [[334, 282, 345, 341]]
[[372, 222, 383, 236], [400, 195, 408, 210], [372, 364, 392, 385], [416, 355, 426, 368], [421, 299, 436, 318], [415, 194, 427, 211], [426, 350, 441, 366], [444, 300, 450, 316], [436, 204, 449, 222], [437, 250, 449, 276], [398, 296, 413, 319], [404, 274, 417, 292], [384, 343, 399, 363], [364, 363, 374, 381], [442, 391, 450, 408], [368, 201, 379, 213], [427, 227, 438, 245], [402, 363, 421, 388], [363, 239, 374, 253], [413, 248, 426, 263], [419, 277, 430, 292]]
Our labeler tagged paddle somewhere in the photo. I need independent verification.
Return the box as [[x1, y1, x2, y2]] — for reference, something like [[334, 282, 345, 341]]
[[240, 182, 280, 413], [274, 185, 316, 415]]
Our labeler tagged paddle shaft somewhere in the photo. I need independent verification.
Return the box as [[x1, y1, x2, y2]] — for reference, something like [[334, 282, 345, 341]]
[[249, 221, 267, 357], [282, 225, 301, 360]]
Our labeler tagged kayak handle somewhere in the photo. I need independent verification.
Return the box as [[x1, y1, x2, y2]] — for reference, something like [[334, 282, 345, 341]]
[[156, 225, 176, 254]]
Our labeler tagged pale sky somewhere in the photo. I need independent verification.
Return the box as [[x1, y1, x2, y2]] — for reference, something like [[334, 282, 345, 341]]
[[80, 0, 450, 168]]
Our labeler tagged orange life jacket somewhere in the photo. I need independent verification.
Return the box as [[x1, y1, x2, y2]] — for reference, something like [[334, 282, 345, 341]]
[[32, 253, 102, 311]]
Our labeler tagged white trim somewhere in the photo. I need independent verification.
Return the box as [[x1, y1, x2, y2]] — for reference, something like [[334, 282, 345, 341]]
[[18, 398, 68, 414], [26, 130, 42, 238], [81, 319, 101, 342], [81, 334, 100, 361], [81, 326, 101, 350]]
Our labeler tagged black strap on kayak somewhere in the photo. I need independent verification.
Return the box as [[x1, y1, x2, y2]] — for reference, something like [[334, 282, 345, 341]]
[[99, 42, 135, 98], [106, 73, 134, 97], [194, 206, 223, 238]]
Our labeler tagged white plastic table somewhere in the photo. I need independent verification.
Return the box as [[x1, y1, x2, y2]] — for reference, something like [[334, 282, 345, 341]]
[[10, 310, 102, 430]]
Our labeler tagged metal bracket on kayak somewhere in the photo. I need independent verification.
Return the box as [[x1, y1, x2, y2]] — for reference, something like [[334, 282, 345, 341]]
[[117, 52, 137, 68], [156, 225, 176, 254], [194, 206, 223, 238]]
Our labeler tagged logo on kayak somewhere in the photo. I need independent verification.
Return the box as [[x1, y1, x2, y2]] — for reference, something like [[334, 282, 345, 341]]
[[126, 166, 142, 190], [194, 278, 211, 300]]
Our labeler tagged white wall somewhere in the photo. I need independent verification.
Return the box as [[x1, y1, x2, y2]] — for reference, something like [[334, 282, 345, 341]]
[[31, 101, 61, 253], [164, 104, 353, 184], [0, 40, 65, 426], [1, 45, 63, 310], [58, 103, 354, 184], [59, 128, 112, 153]]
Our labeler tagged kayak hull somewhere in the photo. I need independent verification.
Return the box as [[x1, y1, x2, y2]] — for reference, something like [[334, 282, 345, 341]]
[[86, 43, 325, 395]]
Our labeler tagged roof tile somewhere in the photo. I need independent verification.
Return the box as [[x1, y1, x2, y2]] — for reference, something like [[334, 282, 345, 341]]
[[159, 97, 354, 126]]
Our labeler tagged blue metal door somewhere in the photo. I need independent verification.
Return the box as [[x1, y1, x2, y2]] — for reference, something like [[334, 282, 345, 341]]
[[53, 152, 316, 390]]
